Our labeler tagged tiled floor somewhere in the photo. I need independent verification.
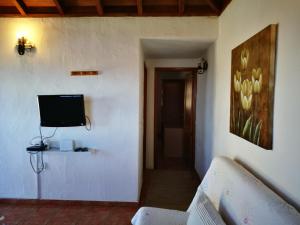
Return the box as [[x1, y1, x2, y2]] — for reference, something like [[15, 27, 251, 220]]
[[157, 157, 191, 170], [0, 204, 137, 225], [141, 169, 200, 210]]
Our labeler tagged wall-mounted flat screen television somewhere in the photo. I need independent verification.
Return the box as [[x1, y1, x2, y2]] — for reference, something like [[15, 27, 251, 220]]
[[38, 95, 86, 127]]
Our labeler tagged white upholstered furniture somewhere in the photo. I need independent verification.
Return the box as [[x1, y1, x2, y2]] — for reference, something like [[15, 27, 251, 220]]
[[132, 157, 300, 225]]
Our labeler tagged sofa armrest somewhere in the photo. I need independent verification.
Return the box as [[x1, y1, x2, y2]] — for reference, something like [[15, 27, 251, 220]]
[[131, 207, 189, 225]]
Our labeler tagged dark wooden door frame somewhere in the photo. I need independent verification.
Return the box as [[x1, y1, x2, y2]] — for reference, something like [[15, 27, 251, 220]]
[[154, 67, 197, 169]]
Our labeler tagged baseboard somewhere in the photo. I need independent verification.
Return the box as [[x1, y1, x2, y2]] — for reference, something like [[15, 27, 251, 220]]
[[0, 198, 140, 207]]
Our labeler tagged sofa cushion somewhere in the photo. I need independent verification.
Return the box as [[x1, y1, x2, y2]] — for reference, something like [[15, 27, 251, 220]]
[[131, 207, 189, 225], [187, 190, 226, 225], [200, 157, 300, 225]]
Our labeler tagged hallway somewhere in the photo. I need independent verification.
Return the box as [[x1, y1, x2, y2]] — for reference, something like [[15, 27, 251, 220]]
[[141, 169, 200, 211]]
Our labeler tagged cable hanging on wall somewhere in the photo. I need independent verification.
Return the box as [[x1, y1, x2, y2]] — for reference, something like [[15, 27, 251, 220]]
[[27, 126, 58, 174]]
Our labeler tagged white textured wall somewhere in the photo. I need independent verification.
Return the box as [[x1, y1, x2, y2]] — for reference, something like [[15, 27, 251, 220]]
[[0, 17, 218, 201], [145, 58, 208, 170], [138, 41, 145, 198], [202, 0, 300, 209], [195, 58, 207, 176]]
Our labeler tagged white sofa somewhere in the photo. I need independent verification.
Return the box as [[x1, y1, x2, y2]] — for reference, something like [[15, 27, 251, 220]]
[[132, 157, 300, 225]]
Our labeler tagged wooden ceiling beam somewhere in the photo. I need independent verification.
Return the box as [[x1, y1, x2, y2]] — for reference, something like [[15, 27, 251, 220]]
[[178, 0, 184, 16], [205, 0, 220, 14], [137, 0, 143, 16], [221, 0, 231, 11], [95, 0, 104, 16], [12, 0, 27, 16], [52, 0, 64, 15], [0, 0, 230, 17]]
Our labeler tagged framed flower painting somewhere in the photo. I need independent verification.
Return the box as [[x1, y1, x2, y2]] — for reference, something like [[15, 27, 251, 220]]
[[230, 24, 278, 150]]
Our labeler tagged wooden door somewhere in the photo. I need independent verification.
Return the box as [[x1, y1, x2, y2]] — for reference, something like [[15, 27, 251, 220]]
[[154, 68, 197, 170], [183, 75, 196, 168], [162, 80, 185, 159]]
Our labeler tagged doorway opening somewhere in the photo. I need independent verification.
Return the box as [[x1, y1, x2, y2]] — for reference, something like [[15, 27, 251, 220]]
[[140, 67, 199, 209], [154, 68, 197, 170]]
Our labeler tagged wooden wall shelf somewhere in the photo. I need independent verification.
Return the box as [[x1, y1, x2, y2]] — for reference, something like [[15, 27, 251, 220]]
[[71, 71, 99, 76]]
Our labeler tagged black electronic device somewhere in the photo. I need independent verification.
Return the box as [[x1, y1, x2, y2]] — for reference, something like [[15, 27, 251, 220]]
[[38, 95, 86, 127], [26, 144, 48, 152], [74, 147, 89, 152]]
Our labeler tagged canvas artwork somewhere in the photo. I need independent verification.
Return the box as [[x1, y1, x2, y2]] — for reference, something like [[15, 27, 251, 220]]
[[230, 24, 278, 150]]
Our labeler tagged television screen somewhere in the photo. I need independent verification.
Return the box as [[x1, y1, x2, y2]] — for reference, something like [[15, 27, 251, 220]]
[[38, 95, 86, 127]]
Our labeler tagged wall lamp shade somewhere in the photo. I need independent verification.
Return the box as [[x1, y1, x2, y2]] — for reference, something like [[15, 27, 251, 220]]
[[17, 37, 34, 55], [197, 58, 208, 75]]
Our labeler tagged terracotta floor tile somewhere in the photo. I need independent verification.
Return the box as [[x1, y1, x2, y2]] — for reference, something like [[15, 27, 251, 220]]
[[0, 204, 137, 225]]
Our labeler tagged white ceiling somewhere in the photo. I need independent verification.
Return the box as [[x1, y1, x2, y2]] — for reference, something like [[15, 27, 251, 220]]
[[142, 39, 212, 59]]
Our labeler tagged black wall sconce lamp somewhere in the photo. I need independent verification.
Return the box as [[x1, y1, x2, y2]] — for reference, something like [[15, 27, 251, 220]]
[[197, 58, 208, 75], [17, 37, 34, 55]]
